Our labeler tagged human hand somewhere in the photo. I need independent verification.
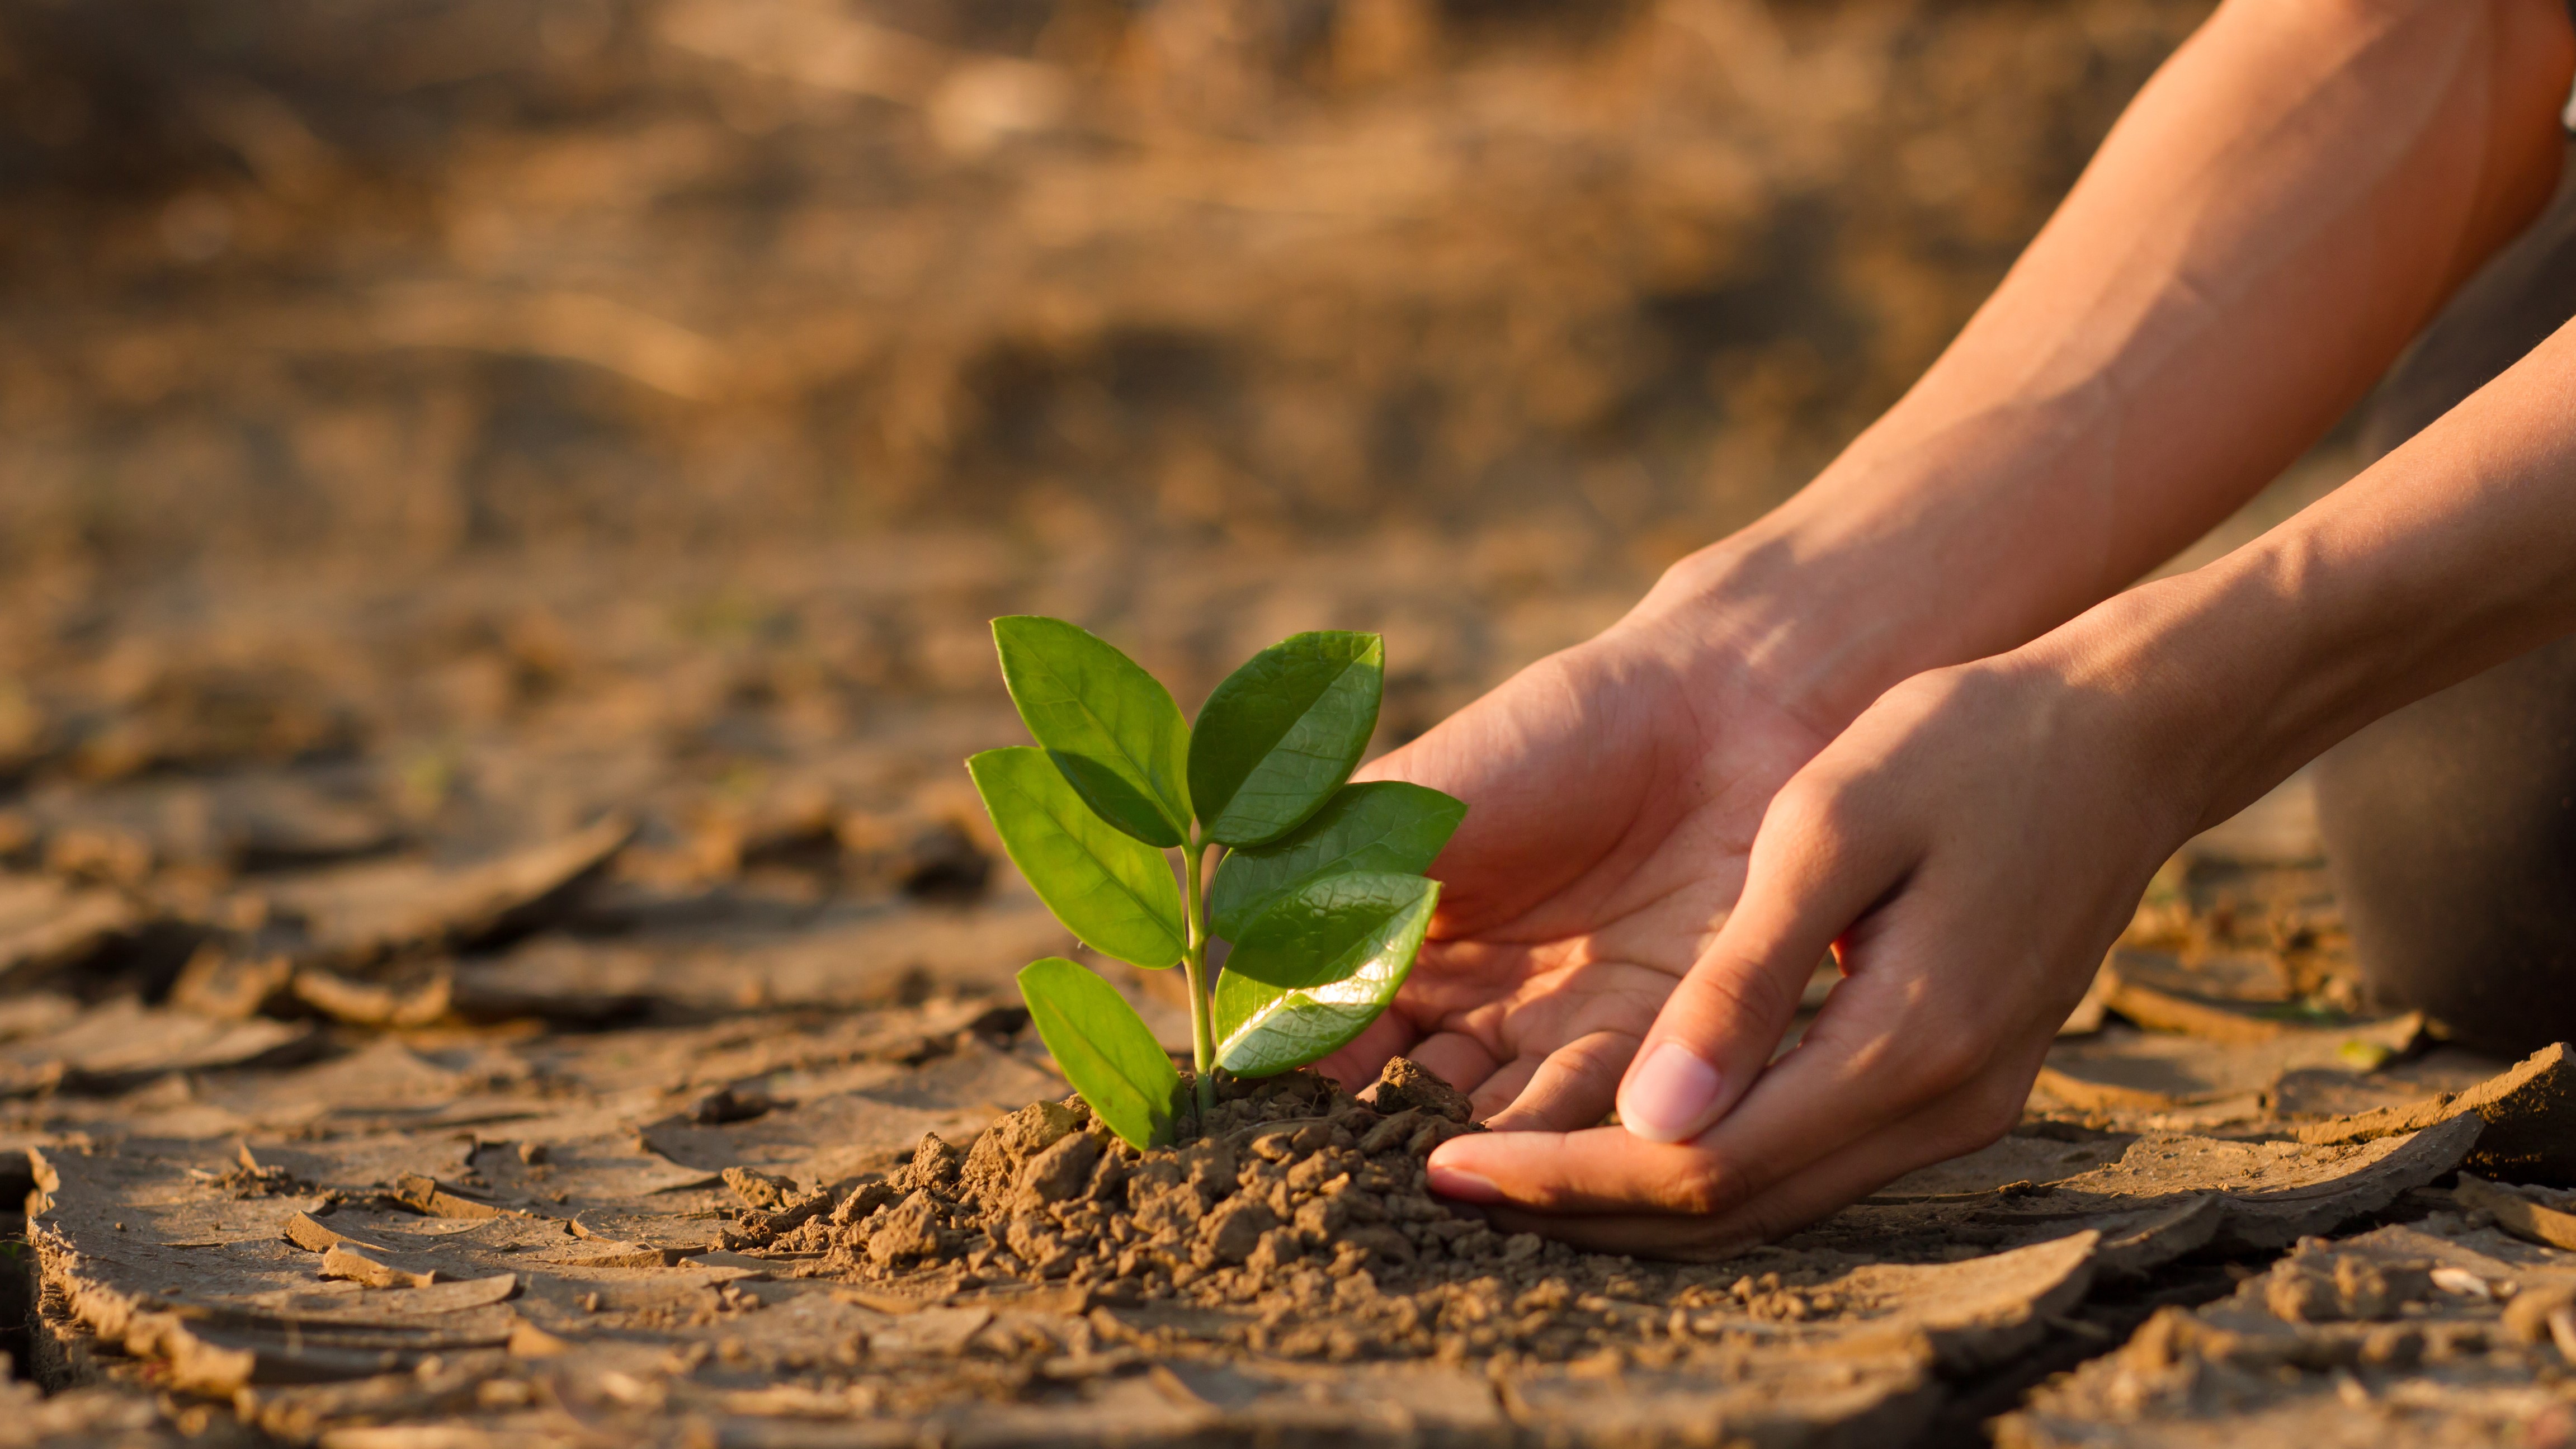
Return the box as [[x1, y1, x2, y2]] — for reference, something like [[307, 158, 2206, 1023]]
[[1311, 0, 2576, 1256], [1417, 644, 2201, 1256], [1311, 572, 1840, 1135]]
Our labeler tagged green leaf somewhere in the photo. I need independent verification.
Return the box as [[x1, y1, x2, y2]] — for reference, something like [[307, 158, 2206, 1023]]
[[1188, 631, 1384, 847], [1207, 781, 1465, 941], [969, 748, 1186, 968], [1017, 957, 1180, 1150], [1212, 872, 1438, 1076], [993, 616, 1192, 847]]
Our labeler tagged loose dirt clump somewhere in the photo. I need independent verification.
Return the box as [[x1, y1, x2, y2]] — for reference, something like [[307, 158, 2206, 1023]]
[[713, 1058, 1605, 1360]]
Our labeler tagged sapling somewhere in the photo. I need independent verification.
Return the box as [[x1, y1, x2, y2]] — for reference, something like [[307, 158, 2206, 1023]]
[[967, 617, 1465, 1151]]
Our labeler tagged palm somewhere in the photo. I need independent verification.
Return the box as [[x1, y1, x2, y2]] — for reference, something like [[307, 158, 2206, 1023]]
[[1318, 626, 1829, 1129]]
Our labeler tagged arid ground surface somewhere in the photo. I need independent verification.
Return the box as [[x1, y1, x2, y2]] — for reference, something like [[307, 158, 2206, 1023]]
[[13, 2, 2576, 1446]]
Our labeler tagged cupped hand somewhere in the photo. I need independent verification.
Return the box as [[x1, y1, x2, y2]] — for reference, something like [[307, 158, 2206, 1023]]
[[1417, 648, 2203, 1257], [1311, 588, 1837, 1136]]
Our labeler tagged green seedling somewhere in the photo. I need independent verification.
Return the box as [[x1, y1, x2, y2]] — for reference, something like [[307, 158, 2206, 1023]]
[[968, 617, 1465, 1150]]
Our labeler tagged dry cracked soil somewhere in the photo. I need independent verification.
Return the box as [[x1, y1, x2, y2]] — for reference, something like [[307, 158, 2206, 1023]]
[[7, 0, 2567, 1444], [4, 711, 2576, 1449]]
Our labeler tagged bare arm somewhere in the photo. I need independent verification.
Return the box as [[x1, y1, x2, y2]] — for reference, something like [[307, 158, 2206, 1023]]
[[1368, 0, 2576, 1249], [2126, 314, 2576, 833], [1653, 0, 2574, 731], [1432, 310, 2576, 1253]]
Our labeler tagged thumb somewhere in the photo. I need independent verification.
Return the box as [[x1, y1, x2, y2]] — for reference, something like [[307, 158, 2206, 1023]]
[[1614, 778, 1917, 1144]]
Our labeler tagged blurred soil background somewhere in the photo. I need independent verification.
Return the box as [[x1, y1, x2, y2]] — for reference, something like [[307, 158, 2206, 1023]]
[[0, 0, 2263, 873], [18, 8, 2537, 1446]]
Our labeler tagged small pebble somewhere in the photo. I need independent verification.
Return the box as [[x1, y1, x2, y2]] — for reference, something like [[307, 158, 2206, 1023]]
[[2432, 1267, 2495, 1300]]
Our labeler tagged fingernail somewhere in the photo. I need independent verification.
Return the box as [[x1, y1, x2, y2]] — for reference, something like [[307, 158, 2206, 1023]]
[[1620, 1041, 1721, 1143], [1426, 1160, 1503, 1203]]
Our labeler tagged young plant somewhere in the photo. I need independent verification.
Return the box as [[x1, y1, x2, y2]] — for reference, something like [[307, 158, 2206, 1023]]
[[967, 617, 1465, 1150]]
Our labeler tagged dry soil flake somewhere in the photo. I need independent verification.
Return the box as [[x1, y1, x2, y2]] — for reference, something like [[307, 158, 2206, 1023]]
[[714, 1061, 2150, 1447], [22, 1058, 2180, 1449], [1998, 1216, 2576, 1448], [2297, 1041, 2576, 1184], [17, 1031, 2567, 1449]]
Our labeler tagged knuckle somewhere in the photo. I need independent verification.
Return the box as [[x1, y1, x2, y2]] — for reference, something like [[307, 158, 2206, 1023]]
[[1951, 1099, 2020, 1152], [1960, 1077, 2032, 1144], [1899, 1035, 1990, 1097], [1769, 775, 1858, 843], [1663, 1158, 1748, 1217], [1685, 964, 1799, 1033]]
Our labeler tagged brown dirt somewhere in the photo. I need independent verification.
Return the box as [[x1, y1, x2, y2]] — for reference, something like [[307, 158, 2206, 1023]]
[[0, 661, 2553, 1449], [8, 1, 2570, 1444], [0, 0, 2220, 587], [788, 1063, 1511, 1335]]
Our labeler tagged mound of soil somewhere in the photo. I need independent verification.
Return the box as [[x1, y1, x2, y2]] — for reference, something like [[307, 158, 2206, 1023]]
[[716, 1058, 1621, 1360]]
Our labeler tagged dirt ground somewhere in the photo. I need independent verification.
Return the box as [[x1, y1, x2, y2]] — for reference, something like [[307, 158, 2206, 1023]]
[[13, 1, 2575, 1446], [15, 751, 2576, 1449]]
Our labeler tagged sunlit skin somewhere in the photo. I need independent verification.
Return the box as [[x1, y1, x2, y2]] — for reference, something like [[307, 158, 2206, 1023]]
[[1316, 0, 2576, 1257]]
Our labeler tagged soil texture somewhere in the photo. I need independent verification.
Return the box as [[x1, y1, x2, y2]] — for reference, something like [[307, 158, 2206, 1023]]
[[10, 1, 2575, 1445]]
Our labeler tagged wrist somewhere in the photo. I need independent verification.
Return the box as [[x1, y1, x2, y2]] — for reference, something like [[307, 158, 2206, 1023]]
[[1612, 518, 1893, 738], [2007, 556, 2323, 841], [1617, 460, 2034, 734], [1620, 390, 2168, 734]]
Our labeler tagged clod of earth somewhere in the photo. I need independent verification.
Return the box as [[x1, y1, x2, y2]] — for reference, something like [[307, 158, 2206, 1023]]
[[1998, 1217, 2576, 1447], [2297, 1040, 2576, 1182]]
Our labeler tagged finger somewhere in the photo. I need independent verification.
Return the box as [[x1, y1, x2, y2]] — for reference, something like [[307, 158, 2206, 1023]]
[[1481, 1028, 1638, 1132], [1614, 775, 1918, 1144], [1465, 1056, 1540, 1124], [1474, 1069, 2030, 1258], [1430, 943, 1994, 1214], [1427, 1123, 1735, 1214]]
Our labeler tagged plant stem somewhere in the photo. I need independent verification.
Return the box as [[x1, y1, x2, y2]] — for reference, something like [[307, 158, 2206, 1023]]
[[1181, 832, 1218, 1119]]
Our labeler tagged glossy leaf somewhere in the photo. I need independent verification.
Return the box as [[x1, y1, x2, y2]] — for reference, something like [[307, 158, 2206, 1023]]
[[1207, 781, 1465, 941], [992, 616, 1192, 847], [1017, 957, 1180, 1150], [969, 747, 1186, 968], [1188, 631, 1384, 847], [1212, 872, 1438, 1076]]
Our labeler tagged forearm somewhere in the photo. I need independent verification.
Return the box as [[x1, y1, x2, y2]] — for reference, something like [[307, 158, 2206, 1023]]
[[1644, 0, 2573, 728], [2054, 317, 2576, 830]]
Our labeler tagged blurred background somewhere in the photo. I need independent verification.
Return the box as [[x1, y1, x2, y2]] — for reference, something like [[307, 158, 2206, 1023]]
[[0, 0, 2330, 1000]]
